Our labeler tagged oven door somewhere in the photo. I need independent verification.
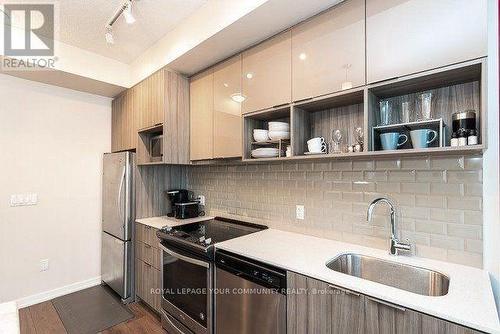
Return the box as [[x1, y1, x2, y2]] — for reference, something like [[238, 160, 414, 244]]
[[160, 243, 212, 334]]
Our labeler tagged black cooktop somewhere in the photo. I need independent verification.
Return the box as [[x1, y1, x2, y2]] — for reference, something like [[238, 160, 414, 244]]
[[156, 217, 267, 259]]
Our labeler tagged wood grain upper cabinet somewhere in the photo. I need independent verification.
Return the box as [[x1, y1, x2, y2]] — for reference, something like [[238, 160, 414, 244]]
[[366, 0, 487, 84], [149, 70, 165, 127], [190, 69, 214, 160], [111, 89, 136, 152], [241, 31, 291, 113], [213, 55, 242, 158], [292, 0, 365, 101], [164, 70, 190, 164], [135, 71, 165, 130]]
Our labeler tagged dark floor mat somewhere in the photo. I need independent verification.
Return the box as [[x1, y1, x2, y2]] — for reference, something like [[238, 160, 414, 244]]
[[52, 285, 134, 334]]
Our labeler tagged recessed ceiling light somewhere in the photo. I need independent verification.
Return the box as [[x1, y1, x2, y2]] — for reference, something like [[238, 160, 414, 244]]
[[231, 93, 246, 103], [246, 73, 253, 79], [223, 83, 229, 88], [299, 53, 307, 60], [123, 1, 135, 24]]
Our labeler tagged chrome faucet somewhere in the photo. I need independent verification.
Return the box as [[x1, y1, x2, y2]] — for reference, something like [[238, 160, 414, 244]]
[[367, 198, 411, 256]]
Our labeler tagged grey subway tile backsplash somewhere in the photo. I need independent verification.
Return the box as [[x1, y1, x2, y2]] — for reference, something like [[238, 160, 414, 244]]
[[186, 154, 483, 268]]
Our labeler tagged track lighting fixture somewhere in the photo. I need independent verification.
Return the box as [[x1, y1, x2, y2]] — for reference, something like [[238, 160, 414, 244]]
[[104, 0, 135, 44]]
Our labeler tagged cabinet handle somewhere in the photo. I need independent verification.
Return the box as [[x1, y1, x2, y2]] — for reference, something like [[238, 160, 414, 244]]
[[365, 296, 406, 312], [328, 284, 360, 297]]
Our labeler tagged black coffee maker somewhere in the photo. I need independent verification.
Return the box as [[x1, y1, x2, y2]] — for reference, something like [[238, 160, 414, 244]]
[[166, 189, 200, 219]]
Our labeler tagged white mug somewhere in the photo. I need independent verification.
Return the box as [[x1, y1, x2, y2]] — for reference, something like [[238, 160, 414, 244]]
[[307, 137, 327, 153]]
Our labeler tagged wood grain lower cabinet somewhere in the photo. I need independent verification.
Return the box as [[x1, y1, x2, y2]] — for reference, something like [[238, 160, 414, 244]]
[[287, 272, 481, 334], [135, 258, 161, 313], [135, 222, 161, 313]]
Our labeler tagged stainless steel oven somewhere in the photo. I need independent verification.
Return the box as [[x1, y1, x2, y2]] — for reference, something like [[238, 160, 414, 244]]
[[160, 243, 213, 334]]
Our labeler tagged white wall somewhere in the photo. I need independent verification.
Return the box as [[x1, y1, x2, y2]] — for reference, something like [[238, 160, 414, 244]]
[[0, 74, 111, 305], [484, 0, 500, 312]]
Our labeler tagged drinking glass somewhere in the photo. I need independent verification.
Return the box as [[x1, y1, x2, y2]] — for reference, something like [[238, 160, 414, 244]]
[[401, 101, 411, 123], [329, 129, 343, 154], [419, 92, 432, 121], [379, 100, 392, 125]]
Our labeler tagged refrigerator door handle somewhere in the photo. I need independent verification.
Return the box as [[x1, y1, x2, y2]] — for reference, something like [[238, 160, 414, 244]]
[[117, 166, 126, 228]]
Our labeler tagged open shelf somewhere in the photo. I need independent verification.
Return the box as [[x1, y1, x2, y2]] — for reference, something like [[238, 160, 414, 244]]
[[137, 124, 164, 165], [292, 89, 365, 157], [242, 144, 485, 163], [243, 106, 291, 160], [239, 59, 486, 163], [367, 61, 483, 151]]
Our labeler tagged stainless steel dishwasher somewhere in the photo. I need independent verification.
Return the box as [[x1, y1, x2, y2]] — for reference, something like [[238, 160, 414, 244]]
[[214, 250, 287, 334]]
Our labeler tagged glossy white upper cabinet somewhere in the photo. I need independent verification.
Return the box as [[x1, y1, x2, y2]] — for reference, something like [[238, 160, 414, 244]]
[[292, 0, 365, 101], [366, 0, 487, 84], [213, 55, 242, 158], [241, 31, 292, 113], [190, 69, 214, 161]]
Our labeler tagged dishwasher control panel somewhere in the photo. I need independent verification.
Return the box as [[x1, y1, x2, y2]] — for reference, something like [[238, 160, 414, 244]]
[[215, 250, 287, 291]]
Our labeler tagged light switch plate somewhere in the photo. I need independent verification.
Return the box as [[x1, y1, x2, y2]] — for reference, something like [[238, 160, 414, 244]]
[[9, 193, 38, 206], [296, 205, 305, 220]]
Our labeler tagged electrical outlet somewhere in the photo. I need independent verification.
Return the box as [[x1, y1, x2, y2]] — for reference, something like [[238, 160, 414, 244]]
[[197, 195, 206, 206], [40, 259, 49, 272], [296, 205, 305, 220]]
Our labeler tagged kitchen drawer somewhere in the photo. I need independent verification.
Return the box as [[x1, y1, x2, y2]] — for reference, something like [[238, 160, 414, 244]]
[[135, 241, 161, 270], [136, 258, 161, 312], [135, 223, 159, 247]]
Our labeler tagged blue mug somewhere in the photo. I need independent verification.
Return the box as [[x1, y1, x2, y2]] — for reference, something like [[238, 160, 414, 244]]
[[380, 132, 408, 150], [410, 129, 437, 149]]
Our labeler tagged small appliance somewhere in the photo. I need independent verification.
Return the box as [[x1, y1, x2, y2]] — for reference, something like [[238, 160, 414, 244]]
[[174, 201, 201, 219], [165, 189, 190, 217], [452, 110, 477, 135]]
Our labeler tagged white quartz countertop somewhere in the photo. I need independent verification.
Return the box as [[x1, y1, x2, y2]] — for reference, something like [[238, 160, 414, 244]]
[[136, 215, 214, 229], [216, 229, 500, 334]]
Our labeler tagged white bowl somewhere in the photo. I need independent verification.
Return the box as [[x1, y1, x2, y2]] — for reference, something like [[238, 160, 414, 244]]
[[253, 129, 269, 142], [268, 121, 289, 131], [268, 130, 290, 140]]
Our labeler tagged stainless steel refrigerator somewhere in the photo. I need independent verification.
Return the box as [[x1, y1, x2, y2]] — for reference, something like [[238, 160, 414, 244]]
[[101, 151, 135, 303]]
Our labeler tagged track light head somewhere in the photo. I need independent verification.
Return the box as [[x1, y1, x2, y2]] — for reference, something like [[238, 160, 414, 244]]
[[123, 1, 136, 24], [105, 26, 114, 45]]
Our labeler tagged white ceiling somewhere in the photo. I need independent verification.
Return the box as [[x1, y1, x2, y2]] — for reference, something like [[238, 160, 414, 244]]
[[57, 0, 207, 64]]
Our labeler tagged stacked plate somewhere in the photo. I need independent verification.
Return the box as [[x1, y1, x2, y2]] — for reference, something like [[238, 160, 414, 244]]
[[268, 121, 290, 140], [251, 147, 279, 158]]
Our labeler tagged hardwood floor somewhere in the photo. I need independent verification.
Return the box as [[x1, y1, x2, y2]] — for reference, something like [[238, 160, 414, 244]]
[[20, 301, 165, 334]]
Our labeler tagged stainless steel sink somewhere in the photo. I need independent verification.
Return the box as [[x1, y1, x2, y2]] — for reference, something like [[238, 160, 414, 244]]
[[326, 253, 449, 296]]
